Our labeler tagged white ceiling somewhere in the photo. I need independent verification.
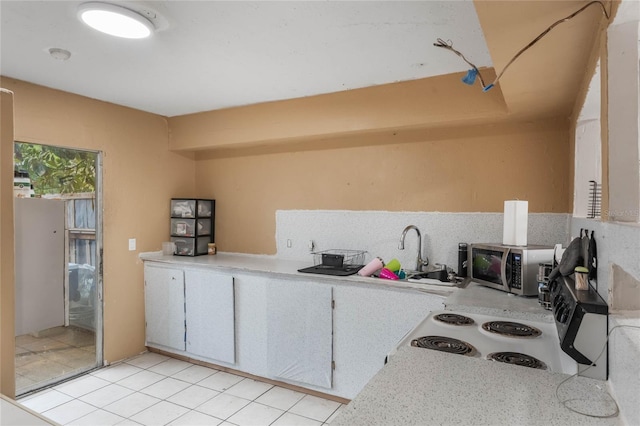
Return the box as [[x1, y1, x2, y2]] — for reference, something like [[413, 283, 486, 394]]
[[0, 1, 493, 117]]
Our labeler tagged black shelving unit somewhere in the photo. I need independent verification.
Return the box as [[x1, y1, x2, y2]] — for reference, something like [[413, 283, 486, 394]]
[[170, 198, 215, 256]]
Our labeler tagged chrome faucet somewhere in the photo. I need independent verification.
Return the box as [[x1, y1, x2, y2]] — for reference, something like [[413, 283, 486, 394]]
[[399, 225, 429, 272]]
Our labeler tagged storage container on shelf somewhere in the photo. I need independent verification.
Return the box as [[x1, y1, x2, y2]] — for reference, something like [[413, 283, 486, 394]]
[[170, 198, 215, 256]]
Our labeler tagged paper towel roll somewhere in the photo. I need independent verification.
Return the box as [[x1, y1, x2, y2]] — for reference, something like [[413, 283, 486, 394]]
[[503, 200, 528, 246], [554, 243, 566, 265]]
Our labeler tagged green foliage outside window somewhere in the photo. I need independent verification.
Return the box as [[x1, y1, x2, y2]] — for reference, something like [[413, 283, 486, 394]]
[[14, 142, 96, 195]]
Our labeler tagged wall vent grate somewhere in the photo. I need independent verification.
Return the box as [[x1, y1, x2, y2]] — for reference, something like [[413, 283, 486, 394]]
[[587, 180, 601, 219]]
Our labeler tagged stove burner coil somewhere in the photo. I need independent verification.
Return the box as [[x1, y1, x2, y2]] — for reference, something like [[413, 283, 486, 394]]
[[433, 313, 475, 326], [481, 321, 542, 338], [411, 336, 476, 356], [487, 352, 547, 370]]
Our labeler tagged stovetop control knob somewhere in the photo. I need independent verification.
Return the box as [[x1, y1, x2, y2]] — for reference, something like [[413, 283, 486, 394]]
[[553, 294, 564, 309], [555, 305, 562, 322], [555, 303, 569, 324], [559, 307, 570, 324]]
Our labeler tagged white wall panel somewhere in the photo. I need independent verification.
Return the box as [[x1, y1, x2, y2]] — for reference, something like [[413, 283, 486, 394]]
[[607, 20, 640, 222], [276, 210, 570, 269], [574, 120, 602, 218], [570, 218, 640, 302]]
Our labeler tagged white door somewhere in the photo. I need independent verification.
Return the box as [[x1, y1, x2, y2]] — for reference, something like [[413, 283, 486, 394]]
[[267, 279, 333, 388], [14, 198, 65, 335], [185, 269, 235, 364], [144, 264, 185, 351]]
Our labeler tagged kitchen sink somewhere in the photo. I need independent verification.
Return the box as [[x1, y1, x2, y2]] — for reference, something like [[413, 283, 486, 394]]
[[405, 269, 450, 282], [358, 268, 468, 288], [402, 269, 470, 289]]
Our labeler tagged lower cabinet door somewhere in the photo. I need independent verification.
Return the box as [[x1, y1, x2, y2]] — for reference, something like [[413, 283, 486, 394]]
[[185, 269, 235, 364], [144, 264, 186, 351], [267, 279, 333, 388]]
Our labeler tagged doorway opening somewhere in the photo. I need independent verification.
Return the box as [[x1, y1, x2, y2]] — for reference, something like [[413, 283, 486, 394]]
[[13, 141, 103, 396]]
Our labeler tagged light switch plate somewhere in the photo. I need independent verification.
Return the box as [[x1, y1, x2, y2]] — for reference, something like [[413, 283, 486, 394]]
[[128, 238, 136, 251]]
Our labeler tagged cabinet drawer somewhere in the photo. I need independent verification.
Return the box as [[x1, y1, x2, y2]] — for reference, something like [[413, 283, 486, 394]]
[[171, 218, 195, 237], [196, 218, 211, 235], [171, 199, 214, 218], [171, 199, 196, 218], [172, 236, 210, 256], [170, 218, 211, 237], [196, 200, 213, 218]]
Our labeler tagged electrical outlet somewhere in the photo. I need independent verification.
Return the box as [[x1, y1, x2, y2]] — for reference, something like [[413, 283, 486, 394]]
[[308, 240, 315, 252], [286, 239, 292, 248], [128, 238, 136, 251]]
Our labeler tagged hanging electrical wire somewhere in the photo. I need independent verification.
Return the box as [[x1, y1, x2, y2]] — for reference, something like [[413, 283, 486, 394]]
[[435, 1, 611, 92]]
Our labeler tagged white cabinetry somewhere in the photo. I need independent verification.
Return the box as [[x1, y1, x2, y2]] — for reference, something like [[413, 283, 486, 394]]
[[267, 278, 333, 389], [143, 259, 446, 399], [184, 269, 235, 364], [144, 264, 185, 351], [332, 285, 445, 397], [233, 274, 269, 376]]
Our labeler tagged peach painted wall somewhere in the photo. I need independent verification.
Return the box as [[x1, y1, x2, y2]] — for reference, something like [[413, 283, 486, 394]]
[[194, 119, 571, 255], [166, 73, 571, 256], [169, 71, 506, 152], [0, 77, 196, 365]]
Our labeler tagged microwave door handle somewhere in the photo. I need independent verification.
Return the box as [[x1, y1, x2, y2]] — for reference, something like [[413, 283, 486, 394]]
[[501, 248, 510, 292]]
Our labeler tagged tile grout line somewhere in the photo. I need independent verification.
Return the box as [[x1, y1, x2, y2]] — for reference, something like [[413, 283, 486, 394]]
[[23, 353, 344, 426]]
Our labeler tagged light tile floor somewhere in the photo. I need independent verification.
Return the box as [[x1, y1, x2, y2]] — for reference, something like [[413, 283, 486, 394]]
[[19, 352, 345, 426]]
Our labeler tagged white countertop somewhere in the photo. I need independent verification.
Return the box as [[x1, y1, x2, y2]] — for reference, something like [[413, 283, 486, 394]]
[[333, 346, 620, 426], [445, 281, 555, 322], [139, 251, 459, 296], [332, 281, 624, 425]]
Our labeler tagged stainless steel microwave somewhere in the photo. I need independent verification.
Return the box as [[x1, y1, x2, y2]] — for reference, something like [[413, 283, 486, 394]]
[[469, 243, 554, 296]]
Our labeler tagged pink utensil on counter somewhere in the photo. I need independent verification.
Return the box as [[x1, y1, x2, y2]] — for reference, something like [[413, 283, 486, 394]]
[[379, 267, 399, 280]]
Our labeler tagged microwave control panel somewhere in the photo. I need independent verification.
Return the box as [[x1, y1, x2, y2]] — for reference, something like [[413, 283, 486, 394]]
[[510, 253, 522, 289]]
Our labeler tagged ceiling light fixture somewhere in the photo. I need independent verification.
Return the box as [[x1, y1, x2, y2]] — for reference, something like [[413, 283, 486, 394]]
[[49, 48, 72, 61], [78, 2, 154, 39]]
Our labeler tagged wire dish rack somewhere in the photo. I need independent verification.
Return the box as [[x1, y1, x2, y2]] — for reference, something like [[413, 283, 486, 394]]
[[313, 249, 366, 268]]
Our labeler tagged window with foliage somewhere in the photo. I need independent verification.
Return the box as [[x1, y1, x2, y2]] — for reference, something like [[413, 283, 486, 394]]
[[14, 142, 96, 195]]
